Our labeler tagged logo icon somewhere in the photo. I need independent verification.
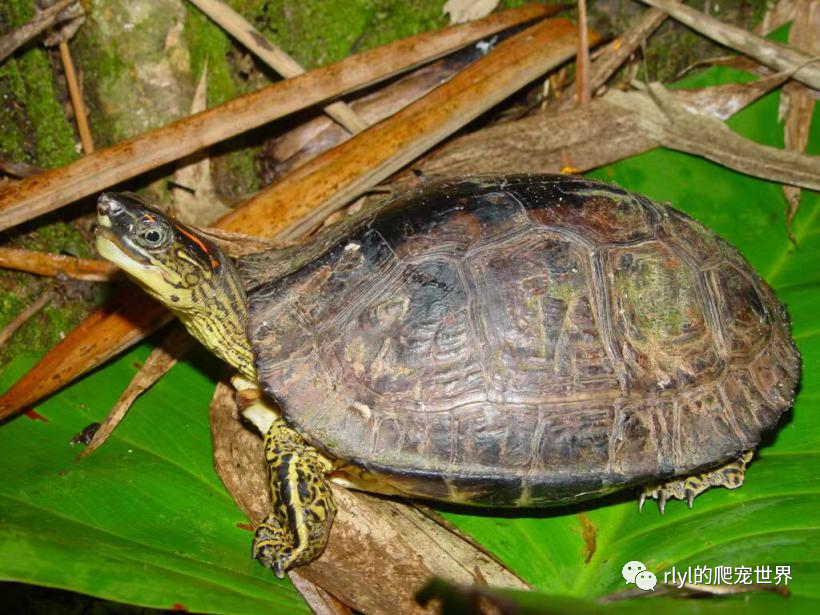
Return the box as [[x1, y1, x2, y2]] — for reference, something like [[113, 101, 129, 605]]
[[635, 570, 657, 591], [623, 560, 656, 591], [622, 560, 647, 584]]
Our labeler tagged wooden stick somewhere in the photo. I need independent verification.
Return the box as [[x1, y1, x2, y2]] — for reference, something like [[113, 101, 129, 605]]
[[636, 0, 820, 90], [0, 0, 73, 64], [218, 17, 593, 239], [0, 3, 550, 233], [0, 247, 118, 281], [59, 40, 95, 154], [0, 293, 51, 348], [575, 0, 591, 106], [187, 0, 368, 135]]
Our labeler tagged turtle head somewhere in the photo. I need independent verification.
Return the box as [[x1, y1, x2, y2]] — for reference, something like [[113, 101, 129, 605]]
[[96, 192, 256, 378], [95, 192, 231, 310]]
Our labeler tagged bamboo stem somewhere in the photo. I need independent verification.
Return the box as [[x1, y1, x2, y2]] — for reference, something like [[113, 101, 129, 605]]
[[59, 40, 95, 154], [0, 4, 550, 233], [187, 0, 368, 134]]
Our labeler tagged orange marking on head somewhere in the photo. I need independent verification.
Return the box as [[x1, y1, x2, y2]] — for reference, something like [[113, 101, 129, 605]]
[[143, 213, 157, 223], [174, 223, 220, 270]]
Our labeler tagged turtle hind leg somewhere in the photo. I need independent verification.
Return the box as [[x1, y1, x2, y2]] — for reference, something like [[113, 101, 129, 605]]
[[639, 450, 753, 514], [253, 417, 336, 578]]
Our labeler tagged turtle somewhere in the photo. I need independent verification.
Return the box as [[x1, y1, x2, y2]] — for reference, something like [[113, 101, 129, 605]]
[[94, 174, 800, 577]]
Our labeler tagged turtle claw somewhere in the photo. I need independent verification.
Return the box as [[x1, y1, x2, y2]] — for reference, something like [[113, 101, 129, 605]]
[[658, 491, 668, 515], [639, 450, 754, 513], [253, 514, 296, 578]]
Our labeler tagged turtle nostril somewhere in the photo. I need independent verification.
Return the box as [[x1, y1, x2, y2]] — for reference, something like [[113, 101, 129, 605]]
[[98, 193, 124, 216]]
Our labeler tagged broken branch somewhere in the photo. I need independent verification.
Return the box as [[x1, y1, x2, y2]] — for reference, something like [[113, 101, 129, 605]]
[[0, 247, 119, 282]]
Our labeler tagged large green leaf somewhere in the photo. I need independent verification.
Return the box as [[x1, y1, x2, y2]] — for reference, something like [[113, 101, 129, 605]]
[[0, 68, 817, 614], [0, 349, 308, 614], [441, 66, 820, 609]]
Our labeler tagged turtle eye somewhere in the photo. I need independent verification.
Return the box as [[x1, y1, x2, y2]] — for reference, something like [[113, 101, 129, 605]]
[[137, 222, 169, 249]]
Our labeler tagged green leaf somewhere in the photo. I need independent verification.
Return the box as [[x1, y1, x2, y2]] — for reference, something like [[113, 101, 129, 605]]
[[441, 68, 820, 610], [0, 349, 308, 614], [0, 67, 817, 614]]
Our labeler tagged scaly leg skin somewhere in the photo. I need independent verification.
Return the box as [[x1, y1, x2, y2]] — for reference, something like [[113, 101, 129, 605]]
[[254, 419, 336, 577], [639, 450, 754, 514], [232, 376, 336, 578]]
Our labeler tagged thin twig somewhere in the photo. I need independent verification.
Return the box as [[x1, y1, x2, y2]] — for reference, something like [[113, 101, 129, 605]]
[[575, 0, 591, 106], [0, 293, 51, 347], [0, 0, 73, 64], [0, 247, 119, 282], [556, 6, 669, 111], [59, 41, 94, 154], [187, 0, 368, 134], [636, 0, 820, 89]]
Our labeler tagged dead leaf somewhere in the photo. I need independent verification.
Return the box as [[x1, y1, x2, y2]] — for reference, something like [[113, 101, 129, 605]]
[[209, 381, 529, 615], [757, 0, 797, 34], [79, 326, 193, 457], [779, 0, 819, 237], [171, 64, 231, 226]]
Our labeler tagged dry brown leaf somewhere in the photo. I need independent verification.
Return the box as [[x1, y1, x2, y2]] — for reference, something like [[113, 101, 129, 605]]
[[779, 0, 819, 236], [209, 381, 529, 615], [757, 0, 797, 35], [79, 326, 193, 457], [171, 64, 231, 226], [0, 247, 119, 282]]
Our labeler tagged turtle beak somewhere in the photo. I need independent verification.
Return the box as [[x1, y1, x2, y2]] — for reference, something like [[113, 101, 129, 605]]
[[97, 192, 124, 228]]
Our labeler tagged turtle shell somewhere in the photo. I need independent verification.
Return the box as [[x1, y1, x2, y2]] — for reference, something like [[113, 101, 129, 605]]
[[239, 175, 800, 507]]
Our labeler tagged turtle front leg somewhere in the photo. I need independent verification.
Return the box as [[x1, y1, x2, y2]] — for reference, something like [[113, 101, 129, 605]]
[[255, 419, 336, 577], [233, 376, 336, 577], [639, 450, 753, 514]]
